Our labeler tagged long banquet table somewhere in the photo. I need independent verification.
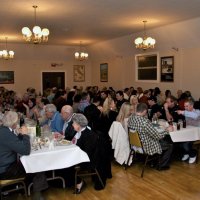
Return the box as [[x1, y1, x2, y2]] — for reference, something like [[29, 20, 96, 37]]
[[20, 144, 90, 173], [169, 125, 200, 142], [20, 144, 90, 195]]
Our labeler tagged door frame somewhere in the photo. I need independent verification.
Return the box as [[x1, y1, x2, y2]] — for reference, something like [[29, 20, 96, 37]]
[[41, 70, 67, 93]]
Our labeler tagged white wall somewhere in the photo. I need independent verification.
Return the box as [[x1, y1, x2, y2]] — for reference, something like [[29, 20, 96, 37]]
[[89, 17, 200, 100], [0, 44, 91, 94], [1, 17, 200, 99]]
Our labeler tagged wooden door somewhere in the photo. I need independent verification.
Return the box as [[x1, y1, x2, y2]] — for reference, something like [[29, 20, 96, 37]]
[[42, 72, 65, 91]]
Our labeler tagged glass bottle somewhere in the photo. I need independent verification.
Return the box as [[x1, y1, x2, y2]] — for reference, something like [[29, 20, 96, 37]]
[[183, 119, 186, 128], [36, 120, 41, 137], [20, 114, 25, 127]]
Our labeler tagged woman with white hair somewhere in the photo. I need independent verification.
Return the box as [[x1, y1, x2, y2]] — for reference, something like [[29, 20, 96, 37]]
[[0, 111, 30, 179], [70, 113, 97, 194]]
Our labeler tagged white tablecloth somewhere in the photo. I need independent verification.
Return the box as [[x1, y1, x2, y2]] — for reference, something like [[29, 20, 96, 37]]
[[169, 126, 200, 142], [20, 144, 90, 173]]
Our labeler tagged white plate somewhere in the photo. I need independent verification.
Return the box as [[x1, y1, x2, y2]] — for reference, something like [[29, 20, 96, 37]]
[[58, 140, 71, 146]]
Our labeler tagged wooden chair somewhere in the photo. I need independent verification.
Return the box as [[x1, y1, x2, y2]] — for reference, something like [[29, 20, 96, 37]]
[[125, 128, 159, 178], [74, 165, 104, 194], [0, 177, 27, 199]]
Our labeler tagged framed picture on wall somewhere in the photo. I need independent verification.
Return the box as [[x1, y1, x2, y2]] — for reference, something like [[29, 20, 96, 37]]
[[100, 63, 108, 82], [161, 56, 174, 82], [73, 65, 85, 82], [135, 52, 159, 82], [0, 71, 14, 84]]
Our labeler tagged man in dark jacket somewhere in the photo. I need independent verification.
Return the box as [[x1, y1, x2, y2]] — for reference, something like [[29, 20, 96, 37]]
[[84, 96, 101, 130], [0, 111, 30, 179], [148, 96, 162, 120]]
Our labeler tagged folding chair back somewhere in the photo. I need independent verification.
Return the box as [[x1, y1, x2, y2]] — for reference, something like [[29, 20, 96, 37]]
[[0, 177, 27, 199], [126, 128, 159, 178]]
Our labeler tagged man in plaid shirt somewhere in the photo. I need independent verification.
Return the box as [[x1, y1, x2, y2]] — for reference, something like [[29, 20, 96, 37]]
[[128, 103, 173, 170]]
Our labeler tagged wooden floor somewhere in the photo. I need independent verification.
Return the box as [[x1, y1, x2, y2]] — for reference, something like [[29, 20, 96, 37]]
[[6, 159, 200, 200]]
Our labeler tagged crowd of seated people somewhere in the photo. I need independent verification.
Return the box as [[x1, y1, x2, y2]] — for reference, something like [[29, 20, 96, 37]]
[[1, 84, 200, 198]]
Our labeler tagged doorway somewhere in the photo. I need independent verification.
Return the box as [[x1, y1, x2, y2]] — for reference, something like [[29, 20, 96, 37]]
[[42, 72, 65, 91]]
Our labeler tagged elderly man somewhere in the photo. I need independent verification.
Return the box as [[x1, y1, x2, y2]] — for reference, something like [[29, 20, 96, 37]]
[[44, 104, 64, 133], [60, 105, 76, 140], [0, 111, 30, 179], [177, 99, 200, 163], [128, 103, 173, 170]]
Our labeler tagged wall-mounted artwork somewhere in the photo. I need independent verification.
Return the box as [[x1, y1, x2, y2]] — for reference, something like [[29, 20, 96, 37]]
[[161, 56, 174, 82], [100, 63, 108, 82], [73, 65, 85, 82], [0, 71, 14, 84]]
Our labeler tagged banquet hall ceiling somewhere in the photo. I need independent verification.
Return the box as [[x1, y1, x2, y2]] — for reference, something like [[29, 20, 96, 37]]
[[1, 0, 200, 46]]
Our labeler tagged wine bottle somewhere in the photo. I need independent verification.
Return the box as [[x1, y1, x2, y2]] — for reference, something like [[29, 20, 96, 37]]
[[20, 114, 25, 127], [36, 120, 41, 137]]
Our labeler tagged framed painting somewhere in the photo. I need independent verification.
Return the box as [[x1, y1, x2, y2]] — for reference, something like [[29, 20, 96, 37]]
[[100, 63, 108, 82], [73, 65, 85, 82], [0, 71, 14, 84], [161, 56, 174, 82]]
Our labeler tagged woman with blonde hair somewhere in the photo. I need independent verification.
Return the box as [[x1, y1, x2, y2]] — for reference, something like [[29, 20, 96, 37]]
[[99, 97, 118, 135], [116, 102, 132, 124], [130, 95, 138, 114], [116, 102, 132, 132], [102, 96, 114, 115]]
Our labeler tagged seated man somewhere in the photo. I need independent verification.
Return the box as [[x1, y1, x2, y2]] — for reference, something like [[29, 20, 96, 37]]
[[177, 99, 200, 163], [0, 111, 48, 199], [162, 96, 184, 123], [84, 96, 102, 131], [43, 104, 64, 133], [116, 90, 127, 112], [0, 111, 31, 180], [147, 95, 162, 121], [61, 105, 76, 140], [128, 103, 173, 170]]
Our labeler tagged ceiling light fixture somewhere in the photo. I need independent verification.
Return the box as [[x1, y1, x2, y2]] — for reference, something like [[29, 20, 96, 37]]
[[21, 5, 50, 44], [0, 37, 14, 60], [134, 20, 156, 50], [75, 41, 88, 61]]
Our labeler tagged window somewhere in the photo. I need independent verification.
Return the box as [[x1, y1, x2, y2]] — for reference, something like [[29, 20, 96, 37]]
[[135, 52, 159, 82]]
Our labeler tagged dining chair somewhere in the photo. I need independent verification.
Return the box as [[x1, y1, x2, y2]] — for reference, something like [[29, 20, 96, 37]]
[[74, 165, 104, 194], [0, 177, 27, 199], [125, 128, 160, 178]]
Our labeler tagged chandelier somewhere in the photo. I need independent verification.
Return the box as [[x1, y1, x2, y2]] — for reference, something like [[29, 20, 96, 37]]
[[21, 5, 49, 44], [0, 37, 14, 60], [134, 21, 156, 50], [74, 41, 88, 61]]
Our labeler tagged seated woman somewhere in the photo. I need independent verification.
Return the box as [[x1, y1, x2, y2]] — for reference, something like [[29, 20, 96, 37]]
[[116, 102, 132, 133], [22, 97, 36, 120], [71, 113, 97, 194], [98, 97, 118, 136], [33, 96, 49, 124], [129, 95, 138, 114]]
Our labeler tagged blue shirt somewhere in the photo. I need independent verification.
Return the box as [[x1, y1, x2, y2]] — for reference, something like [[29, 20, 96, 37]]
[[47, 111, 64, 133]]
